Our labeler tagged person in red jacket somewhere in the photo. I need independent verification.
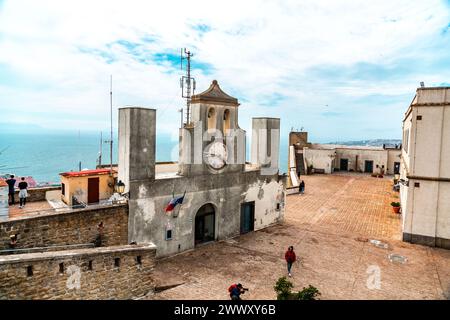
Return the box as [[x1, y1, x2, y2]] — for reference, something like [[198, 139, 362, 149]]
[[285, 246, 296, 277]]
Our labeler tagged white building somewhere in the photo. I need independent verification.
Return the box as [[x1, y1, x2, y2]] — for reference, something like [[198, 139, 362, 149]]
[[119, 80, 286, 257], [286, 132, 401, 188], [304, 144, 401, 175], [400, 86, 450, 249]]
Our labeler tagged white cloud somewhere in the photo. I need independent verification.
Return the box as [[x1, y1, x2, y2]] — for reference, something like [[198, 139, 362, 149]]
[[0, 0, 449, 140]]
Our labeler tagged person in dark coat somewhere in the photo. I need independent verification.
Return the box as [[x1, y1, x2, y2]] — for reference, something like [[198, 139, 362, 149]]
[[5, 175, 16, 205], [299, 180, 305, 194], [285, 246, 297, 277]]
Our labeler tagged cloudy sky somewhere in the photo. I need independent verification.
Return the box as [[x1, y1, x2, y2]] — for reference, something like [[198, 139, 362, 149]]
[[0, 0, 449, 142]]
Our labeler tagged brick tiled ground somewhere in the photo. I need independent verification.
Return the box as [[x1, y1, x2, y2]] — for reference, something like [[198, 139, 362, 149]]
[[7, 201, 52, 220], [145, 174, 450, 300]]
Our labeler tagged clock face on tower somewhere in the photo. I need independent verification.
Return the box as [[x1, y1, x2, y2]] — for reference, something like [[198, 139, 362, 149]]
[[204, 141, 227, 170]]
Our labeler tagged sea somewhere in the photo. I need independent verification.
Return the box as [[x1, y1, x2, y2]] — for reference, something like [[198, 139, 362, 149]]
[[0, 131, 289, 184]]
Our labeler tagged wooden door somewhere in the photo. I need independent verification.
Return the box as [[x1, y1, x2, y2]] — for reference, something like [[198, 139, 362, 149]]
[[240, 202, 255, 234], [87, 177, 100, 204]]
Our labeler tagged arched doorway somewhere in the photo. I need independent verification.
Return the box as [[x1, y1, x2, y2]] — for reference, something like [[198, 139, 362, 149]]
[[195, 203, 215, 245]]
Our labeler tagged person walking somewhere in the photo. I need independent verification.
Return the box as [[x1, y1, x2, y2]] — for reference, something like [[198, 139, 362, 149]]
[[5, 175, 16, 205], [299, 180, 305, 194], [18, 177, 28, 209], [285, 246, 297, 277]]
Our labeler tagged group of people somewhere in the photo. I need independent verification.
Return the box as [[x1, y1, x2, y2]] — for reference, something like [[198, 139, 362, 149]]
[[228, 245, 297, 300], [5, 175, 29, 208]]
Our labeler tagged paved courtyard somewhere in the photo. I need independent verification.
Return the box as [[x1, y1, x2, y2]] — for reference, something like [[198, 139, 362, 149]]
[[146, 174, 450, 300]]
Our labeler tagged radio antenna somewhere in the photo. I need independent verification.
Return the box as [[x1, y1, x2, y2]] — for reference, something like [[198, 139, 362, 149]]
[[104, 75, 114, 176], [110, 75, 113, 175], [180, 48, 196, 126]]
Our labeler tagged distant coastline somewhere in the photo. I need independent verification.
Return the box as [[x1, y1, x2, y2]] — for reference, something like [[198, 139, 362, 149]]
[[1, 129, 400, 184]]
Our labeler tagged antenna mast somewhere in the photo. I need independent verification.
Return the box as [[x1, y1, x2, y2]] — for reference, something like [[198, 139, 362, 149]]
[[97, 131, 103, 167], [109, 75, 113, 175], [180, 48, 196, 126]]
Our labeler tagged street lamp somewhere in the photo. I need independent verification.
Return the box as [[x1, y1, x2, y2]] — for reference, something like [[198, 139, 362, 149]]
[[114, 180, 125, 194]]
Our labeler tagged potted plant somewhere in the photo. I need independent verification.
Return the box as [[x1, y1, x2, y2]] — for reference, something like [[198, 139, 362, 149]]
[[391, 202, 401, 214]]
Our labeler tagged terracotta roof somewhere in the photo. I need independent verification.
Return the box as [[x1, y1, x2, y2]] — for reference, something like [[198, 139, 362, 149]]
[[0, 179, 7, 187], [190, 80, 239, 106], [60, 169, 115, 178]]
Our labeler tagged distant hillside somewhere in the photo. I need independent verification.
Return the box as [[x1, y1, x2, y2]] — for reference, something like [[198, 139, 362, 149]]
[[327, 139, 402, 147]]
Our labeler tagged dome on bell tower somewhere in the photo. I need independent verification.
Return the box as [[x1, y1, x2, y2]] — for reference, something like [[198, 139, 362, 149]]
[[190, 80, 239, 106]]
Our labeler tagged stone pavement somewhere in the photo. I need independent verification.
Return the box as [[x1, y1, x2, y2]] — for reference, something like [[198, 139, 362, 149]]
[[145, 174, 450, 300], [7, 200, 52, 220]]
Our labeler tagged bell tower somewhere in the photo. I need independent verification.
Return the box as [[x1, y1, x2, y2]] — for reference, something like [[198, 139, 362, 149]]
[[179, 80, 246, 176]]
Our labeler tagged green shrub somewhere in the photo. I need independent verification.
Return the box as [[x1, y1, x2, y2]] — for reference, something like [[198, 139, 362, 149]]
[[274, 277, 321, 300], [295, 285, 321, 300], [274, 276, 294, 300], [391, 202, 400, 207]]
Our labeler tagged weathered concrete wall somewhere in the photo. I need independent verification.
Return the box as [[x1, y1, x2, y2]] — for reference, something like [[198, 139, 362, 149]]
[[303, 148, 335, 174], [0, 204, 128, 251], [410, 105, 450, 178], [0, 185, 7, 220], [289, 132, 310, 149], [118, 107, 156, 194], [61, 174, 114, 206], [387, 149, 401, 175], [303, 147, 400, 175], [13, 186, 60, 203], [128, 170, 285, 257], [0, 244, 156, 299], [401, 87, 450, 249], [251, 118, 280, 175], [244, 178, 285, 230], [335, 148, 388, 174]]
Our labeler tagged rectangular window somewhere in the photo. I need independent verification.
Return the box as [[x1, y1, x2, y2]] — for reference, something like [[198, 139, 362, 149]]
[[88, 260, 93, 271], [61, 183, 65, 196], [166, 230, 172, 240], [414, 182, 420, 188], [136, 256, 142, 266], [27, 266, 33, 277], [403, 129, 410, 153], [417, 115, 422, 120], [59, 263, 64, 274], [114, 258, 120, 268]]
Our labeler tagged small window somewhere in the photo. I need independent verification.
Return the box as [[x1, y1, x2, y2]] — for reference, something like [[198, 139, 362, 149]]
[[417, 115, 422, 120], [88, 260, 93, 271], [59, 263, 64, 274], [414, 182, 420, 188], [114, 258, 120, 268], [61, 183, 65, 196], [27, 266, 33, 277], [136, 256, 142, 266], [276, 203, 281, 210], [166, 229, 172, 240]]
